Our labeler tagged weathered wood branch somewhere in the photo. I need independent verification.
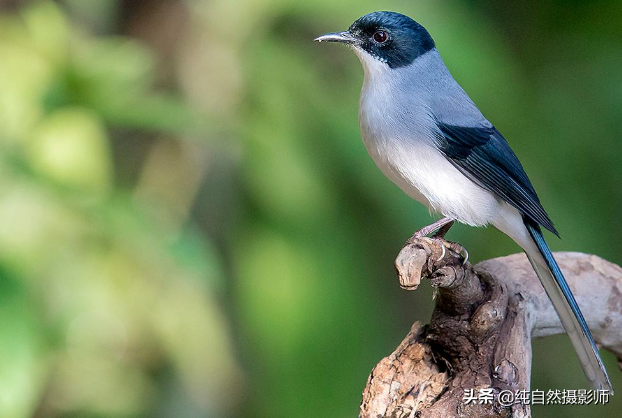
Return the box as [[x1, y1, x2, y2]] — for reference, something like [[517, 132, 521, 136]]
[[360, 237, 622, 418]]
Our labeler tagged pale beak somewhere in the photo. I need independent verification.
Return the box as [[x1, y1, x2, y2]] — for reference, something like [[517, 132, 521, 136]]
[[314, 31, 356, 44]]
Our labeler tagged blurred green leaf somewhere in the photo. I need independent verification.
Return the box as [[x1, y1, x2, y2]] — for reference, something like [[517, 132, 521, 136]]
[[27, 108, 112, 192], [0, 267, 45, 418]]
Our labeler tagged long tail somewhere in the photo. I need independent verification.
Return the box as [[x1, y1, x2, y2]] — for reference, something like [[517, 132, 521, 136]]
[[524, 218, 612, 392]]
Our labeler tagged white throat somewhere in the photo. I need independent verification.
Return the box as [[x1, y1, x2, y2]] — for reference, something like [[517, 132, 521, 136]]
[[353, 47, 392, 81]]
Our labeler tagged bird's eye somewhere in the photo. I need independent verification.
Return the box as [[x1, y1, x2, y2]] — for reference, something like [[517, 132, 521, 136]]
[[373, 30, 388, 43]]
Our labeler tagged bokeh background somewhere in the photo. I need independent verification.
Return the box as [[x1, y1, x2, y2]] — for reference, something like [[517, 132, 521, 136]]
[[0, 0, 620, 417]]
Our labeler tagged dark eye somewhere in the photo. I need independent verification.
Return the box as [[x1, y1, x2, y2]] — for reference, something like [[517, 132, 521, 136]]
[[373, 30, 388, 43]]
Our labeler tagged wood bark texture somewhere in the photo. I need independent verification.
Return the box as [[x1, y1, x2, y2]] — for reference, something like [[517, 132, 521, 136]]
[[359, 237, 622, 418]]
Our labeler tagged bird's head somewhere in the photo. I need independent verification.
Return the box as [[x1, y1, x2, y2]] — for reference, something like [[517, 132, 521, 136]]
[[315, 11, 435, 70]]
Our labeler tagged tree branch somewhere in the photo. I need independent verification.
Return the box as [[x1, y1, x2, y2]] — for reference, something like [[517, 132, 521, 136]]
[[360, 237, 622, 418]]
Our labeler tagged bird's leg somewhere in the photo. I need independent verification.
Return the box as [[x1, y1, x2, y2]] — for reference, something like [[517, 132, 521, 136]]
[[408, 217, 455, 243], [433, 219, 455, 239]]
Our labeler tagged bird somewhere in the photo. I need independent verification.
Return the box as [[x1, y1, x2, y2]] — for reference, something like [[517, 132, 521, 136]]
[[315, 11, 612, 391]]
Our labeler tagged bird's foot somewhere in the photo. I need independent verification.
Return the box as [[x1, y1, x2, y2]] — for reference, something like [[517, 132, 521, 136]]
[[405, 218, 468, 265], [434, 240, 468, 264], [396, 232, 469, 291]]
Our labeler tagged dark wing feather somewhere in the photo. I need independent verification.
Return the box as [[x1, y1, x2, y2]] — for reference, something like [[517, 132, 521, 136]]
[[436, 122, 558, 235]]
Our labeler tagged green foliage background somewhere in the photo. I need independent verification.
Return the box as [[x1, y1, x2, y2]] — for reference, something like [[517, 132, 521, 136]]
[[0, 1, 620, 417]]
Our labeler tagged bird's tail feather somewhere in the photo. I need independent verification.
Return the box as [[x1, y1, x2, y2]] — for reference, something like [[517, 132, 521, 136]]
[[524, 219, 612, 392]]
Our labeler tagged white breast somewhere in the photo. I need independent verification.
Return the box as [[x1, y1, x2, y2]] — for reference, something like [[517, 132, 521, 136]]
[[356, 49, 500, 227]]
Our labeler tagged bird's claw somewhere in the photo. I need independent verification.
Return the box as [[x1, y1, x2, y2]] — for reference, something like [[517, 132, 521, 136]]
[[460, 247, 469, 266], [444, 242, 469, 265], [436, 243, 447, 262], [455, 245, 469, 265]]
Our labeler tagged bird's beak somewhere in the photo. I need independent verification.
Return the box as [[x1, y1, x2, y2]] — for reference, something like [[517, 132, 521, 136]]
[[314, 31, 355, 44]]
